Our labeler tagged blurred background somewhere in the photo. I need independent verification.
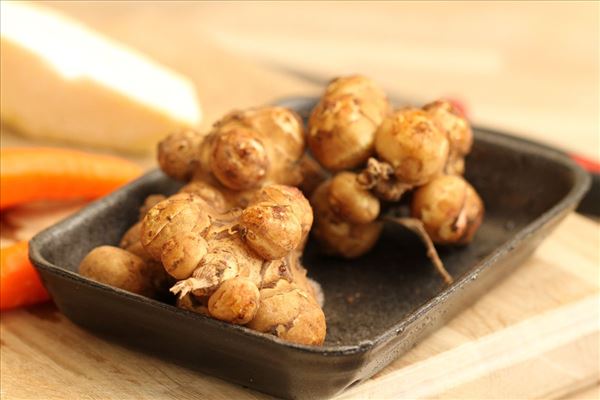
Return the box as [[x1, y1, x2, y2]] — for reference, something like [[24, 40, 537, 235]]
[[1, 2, 599, 399], [2, 1, 599, 158]]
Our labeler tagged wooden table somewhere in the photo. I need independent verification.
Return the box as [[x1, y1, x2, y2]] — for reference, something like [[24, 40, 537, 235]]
[[1, 2, 599, 399]]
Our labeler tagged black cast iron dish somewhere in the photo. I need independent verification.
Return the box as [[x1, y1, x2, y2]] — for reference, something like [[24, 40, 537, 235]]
[[29, 97, 590, 399]]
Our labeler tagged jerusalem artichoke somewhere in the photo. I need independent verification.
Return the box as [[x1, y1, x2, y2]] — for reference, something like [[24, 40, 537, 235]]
[[308, 75, 389, 171], [247, 252, 326, 345], [157, 129, 205, 181], [411, 175, 484, 245], [136, 184, 325, 345], [239, 185, 313, 258], [310, 179, 383, 258], [77, 79, 487, 348], [423, 100, 472, 175], [79, 246, 156, 297], [208, 277, 260, 325], [158, 106, 306, 190], [328, 171, 380, 224], [306, 75, 484, 285], [374, 108, 449, 186]]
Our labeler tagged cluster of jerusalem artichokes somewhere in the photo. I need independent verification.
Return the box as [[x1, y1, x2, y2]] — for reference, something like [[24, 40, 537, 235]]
[[81, 107, 326, 345], [79, 75, 484, 345], [307, 76, 484, 283]]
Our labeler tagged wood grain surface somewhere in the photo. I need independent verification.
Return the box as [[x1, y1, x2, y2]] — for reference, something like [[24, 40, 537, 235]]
[[1, 2, 598, 399], [2, 214, 598, 400]]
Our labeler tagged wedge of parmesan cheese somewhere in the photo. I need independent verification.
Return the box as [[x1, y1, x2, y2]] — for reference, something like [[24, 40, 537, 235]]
[[0, 1, 202, 153]]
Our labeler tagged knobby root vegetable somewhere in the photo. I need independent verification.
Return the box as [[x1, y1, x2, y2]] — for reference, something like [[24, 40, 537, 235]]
[[141, 193, 211, 280], [305, 75, 484, 286], [423, 100, 472, 176], [311, 180, 383, 258], [170, 230, 262, 298], [241, 184, 313, 251], [240, 202, 302, 260], [138, 194, 167, 220], [411, 175, 484, 245], [158, 106, 306, 190], [209, 107, 306, 187], [308, 75, 390, 171], [374, 108, 449, 186], [328, 172, 380, 224], [118, 197, 173, 293], [120, 222, 142, 250], [208, 277, 260, 324], [178, 180, 231, 212], [207, 127, 270, 190], [247, 252, 326, 345], [157, 129, 205, 181], [79, 246, 157, 297], [134, 184, 325, 345]]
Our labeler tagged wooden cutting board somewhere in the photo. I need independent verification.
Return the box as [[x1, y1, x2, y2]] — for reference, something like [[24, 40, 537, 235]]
[[1, 214, 597, 399], [1, 4, 598, 399]]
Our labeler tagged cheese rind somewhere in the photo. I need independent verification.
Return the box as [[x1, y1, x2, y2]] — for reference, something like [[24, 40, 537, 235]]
[[0, 2, 202, 153]]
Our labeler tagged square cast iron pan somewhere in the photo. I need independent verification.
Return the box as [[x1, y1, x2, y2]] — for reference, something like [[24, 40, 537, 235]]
[[29, 97, 590, 399]]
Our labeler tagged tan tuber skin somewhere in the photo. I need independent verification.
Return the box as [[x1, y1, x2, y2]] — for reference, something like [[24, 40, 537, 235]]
[[136, 185, 325, 345], [308, 75, 389, 171], [306, 76, 483, 283], [423, 100, 472, 176], [240, 203, 302, 260], [178, 180, 231, 213], [138, 194, 167, 220], [79, 246, 156, 297], [248, 252, 326, 345], [172, 232, 262, 299], [328, 171, 380, 224], [141, 193, 211, 280], [249, 280, 325, 345], [212, 107, 305, 185], [374, 108, 449, 186], [311, 180, 383, 259], [208, 277, 260, 325], [120, 222, 142, 250], [411, 175, 484, 244], [82, 101, 338, 345], [80, 84, 484, 346], [207, 127, 270, 190], [158, 106, 306, 191], [157, 129, 205, 181], [203, 107, 306, 189], [118, 197, 173, 293], [245, 184, 313, 242]]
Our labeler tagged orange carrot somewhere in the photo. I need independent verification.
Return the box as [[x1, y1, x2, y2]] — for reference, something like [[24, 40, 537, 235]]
[[0, 147, 143, 210], [1, 241, 49, 310]]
